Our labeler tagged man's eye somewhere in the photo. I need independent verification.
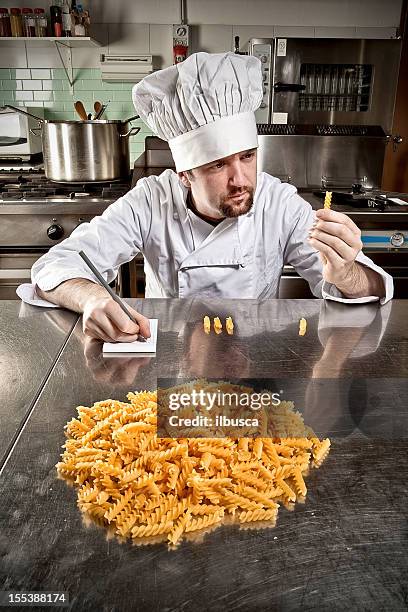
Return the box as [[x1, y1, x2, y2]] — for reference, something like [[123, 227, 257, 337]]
[[213, 162, 224, 169], [243, 152, 254, 159]]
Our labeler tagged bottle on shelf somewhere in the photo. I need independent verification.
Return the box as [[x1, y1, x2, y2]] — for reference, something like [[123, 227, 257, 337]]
[[10, 7, 23, 37], [0, 8, 12, 37], [74, 3, 85, 36], [70, 0, 77, 36], [34, 8, 48, 37], [50, 1, 63, 37], [62, 0, 71, 36], [83, 6, 90, 36], [22, 7, 36, 37]]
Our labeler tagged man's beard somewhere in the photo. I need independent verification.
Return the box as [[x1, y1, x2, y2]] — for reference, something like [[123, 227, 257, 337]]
[[219, 187, 254, 218]]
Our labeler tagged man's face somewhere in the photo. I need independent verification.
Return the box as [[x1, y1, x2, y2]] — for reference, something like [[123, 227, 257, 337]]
[[179, 148, 258, 219]]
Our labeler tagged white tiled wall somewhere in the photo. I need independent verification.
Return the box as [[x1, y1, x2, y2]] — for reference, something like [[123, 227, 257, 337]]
[[179, 0, 402, 27], [193, 26, 233, 54], [314, 26, 363, 39], [0, 0, 402, 165], [274, 26, 315, 38], [107, 24, 150, 53], [150, 24, 175, 69], [1, 23, 401, 71], [0, 0, 402, 71], [86, 0, 181, 25]]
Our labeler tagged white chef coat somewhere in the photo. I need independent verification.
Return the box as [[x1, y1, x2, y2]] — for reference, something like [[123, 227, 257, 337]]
[[22, 170, 393, 306]]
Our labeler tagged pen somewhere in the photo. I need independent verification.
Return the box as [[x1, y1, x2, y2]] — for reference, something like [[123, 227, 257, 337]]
[[78, 250, 146, 342]]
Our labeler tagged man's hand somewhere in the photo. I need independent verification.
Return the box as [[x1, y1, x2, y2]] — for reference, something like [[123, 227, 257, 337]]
[[83, 294, 150, 342], [308, 208, 363, 284], [36, 278, 151, 342], [308, 208, 385, 298]]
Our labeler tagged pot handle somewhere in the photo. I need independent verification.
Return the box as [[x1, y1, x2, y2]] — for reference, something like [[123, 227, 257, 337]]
[[120, 126, 140, 138], [123, 114, 140, 123], [4, 104, 45, 123]]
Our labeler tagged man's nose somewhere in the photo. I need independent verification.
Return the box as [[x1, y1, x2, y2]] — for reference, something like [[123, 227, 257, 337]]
[[228, 161, 246, 188]]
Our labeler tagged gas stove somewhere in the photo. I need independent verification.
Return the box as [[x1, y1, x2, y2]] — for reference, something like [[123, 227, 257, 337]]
[[0, 168, 131, 205], [0, 162, 133, 298]]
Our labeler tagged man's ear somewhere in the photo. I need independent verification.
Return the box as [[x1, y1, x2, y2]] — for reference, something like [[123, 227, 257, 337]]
[[178, 171, 191, 188]]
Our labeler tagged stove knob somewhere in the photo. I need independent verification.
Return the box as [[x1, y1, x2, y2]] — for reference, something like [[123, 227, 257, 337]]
[[390, 232, 404, 247], [47, 224, 64, 241]]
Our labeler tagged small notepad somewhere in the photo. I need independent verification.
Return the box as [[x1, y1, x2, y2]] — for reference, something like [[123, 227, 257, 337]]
[[103, 319, 158, 354]]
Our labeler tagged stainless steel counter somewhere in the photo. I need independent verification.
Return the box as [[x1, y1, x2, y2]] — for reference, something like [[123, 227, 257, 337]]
[[0, 301, 77, 467], [0, 299, 407, 611]]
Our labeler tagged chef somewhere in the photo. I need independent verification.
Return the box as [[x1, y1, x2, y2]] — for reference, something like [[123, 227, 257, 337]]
[[18, 52, 393, 343]]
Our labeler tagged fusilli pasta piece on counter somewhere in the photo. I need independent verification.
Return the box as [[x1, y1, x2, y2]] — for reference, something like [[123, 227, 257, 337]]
[[226, 317, 234, 335], [203, 316, 211, 334], [213, 317, 222, 334], [299, 318, 307, 336]]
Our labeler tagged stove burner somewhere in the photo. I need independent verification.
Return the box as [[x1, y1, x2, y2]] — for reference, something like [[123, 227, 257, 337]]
[[0, 172, 131, 202], [1, 191, 22, 200], [22, 190, 50, 199]]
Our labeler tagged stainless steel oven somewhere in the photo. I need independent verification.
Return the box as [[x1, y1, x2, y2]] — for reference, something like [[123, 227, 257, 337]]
[[0, 207, 96, 300], [249, 38, 401, 132], [0, 165, 131, 299]]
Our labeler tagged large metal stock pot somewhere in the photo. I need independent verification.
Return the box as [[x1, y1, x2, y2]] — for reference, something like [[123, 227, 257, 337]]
[[6, 105, 140, 182]]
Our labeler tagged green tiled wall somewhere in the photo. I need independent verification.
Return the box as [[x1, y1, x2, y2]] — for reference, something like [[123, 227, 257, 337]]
[[0, 68, 152, 165]]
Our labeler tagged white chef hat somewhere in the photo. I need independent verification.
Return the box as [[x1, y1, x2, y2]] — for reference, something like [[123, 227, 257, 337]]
[[132, 52, 263, 172]]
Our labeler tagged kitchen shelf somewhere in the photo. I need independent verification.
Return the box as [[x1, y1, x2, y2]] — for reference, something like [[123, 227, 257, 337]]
[[0, 36, 101, 47], [0, 36, 103, 91]]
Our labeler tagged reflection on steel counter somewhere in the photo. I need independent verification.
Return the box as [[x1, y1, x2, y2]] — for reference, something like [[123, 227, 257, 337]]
[[77, 297, 407, 439], [0, 301, 78, 469], [1, 299, 407, 608]]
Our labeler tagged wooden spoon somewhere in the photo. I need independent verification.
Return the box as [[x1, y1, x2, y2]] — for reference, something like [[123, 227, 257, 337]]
[[93, 101, 103, 119], [74, 100, 88, 121]]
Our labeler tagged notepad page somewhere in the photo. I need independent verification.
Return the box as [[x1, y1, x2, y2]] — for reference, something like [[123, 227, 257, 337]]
[[103, 319, 158, 353]]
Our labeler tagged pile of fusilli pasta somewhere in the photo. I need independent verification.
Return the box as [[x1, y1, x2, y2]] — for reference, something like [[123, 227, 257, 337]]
[[56, 385, 330, 547]]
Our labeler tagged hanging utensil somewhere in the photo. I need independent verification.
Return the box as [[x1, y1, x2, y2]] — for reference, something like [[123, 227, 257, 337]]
[[94, 103, 108, 120], [93, 101, 102, 119], [74, 100, 88, 121]]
